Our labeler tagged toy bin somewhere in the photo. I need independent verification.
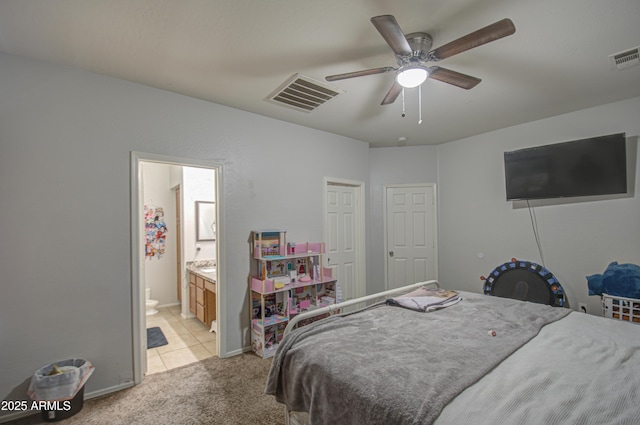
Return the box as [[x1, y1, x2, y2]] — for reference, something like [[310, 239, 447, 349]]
[[602, 294, 640, 324]]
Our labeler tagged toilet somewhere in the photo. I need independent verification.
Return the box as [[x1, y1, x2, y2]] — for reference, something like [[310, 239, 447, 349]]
[[145, 288, 159, 316]]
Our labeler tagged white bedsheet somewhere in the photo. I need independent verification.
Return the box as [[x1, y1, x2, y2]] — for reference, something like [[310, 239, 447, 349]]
[[436, 312, 640, 424]]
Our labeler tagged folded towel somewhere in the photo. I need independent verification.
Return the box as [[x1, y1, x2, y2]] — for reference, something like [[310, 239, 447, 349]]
[[386, 287, 461, 312]]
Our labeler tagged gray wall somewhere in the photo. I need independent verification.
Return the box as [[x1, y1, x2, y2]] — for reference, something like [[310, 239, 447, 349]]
[[2, 48, 639, 419], [436, 97, 640, 312], [0, 51, 370, 416], [368, 146, 439, 294]]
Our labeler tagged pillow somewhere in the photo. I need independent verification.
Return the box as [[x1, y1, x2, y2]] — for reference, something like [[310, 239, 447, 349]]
[[587, 261, 640, 299]]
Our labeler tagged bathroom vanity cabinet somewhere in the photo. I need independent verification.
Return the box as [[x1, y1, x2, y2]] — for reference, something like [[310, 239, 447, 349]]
[[188, 271, 216, 328]]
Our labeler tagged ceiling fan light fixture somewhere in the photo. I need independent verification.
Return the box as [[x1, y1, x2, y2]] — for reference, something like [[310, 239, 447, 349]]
[[396, 67, 428, 88]]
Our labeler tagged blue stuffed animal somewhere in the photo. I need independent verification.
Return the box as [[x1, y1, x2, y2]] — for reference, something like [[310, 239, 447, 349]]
[[587, 261, 640, 299]]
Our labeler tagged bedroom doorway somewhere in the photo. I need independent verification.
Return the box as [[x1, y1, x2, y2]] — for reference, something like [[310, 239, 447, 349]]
[[384, 184, 438, 290], [131, 151, 225, 384], [323, 178, 366, 303]]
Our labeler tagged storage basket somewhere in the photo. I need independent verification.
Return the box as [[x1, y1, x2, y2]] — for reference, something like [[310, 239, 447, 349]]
[[601, 294, 640, 324]]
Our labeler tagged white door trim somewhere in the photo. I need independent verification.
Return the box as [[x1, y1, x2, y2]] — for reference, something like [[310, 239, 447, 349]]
[[130, 151, 225, 384], [323, 177, 366, 299], [383, 183, 438, 290]]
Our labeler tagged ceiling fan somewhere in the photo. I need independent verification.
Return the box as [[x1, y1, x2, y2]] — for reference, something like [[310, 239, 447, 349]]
[[326, 15, 516, 105]]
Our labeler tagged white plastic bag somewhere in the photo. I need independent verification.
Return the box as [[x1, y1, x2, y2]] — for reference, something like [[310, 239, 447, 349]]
[[27, 358, 94, 401]]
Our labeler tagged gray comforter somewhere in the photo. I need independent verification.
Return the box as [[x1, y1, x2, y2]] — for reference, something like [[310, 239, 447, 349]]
[[265, 291, 570, 425]]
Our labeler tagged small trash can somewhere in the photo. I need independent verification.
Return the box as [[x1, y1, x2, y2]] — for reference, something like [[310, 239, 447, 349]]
[[27, 359, 94, 422]]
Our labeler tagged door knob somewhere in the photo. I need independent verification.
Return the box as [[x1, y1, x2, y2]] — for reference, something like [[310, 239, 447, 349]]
[[389, 251, 394, 257]]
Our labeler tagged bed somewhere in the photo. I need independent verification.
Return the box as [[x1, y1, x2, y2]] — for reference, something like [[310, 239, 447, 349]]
[[265, 280, 640, 425]]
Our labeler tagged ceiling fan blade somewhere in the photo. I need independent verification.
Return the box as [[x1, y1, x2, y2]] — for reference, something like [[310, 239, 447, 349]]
[[371, 15, 413, 57], [326, 66, 395, 82], [428, 18, 516, 61], [428, 66, 481, 89], [381, 81, 403, 105]]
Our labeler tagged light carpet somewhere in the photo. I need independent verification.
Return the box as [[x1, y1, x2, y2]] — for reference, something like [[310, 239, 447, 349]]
[[6, 353, 284, 425]]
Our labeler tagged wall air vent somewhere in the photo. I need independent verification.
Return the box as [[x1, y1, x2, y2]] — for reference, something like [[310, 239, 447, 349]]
[[266, 74, 344, 112], [609, 46, 640, 70]]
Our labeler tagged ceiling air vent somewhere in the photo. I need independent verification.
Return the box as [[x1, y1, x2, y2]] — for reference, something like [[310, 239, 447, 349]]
[[609, 46, 640, 70], [266, 74, 344, 112]]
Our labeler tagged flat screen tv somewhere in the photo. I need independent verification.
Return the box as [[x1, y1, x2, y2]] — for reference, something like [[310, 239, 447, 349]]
[[504, 133, 627, 201]]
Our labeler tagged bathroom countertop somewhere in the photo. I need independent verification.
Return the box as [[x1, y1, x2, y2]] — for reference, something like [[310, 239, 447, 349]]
[[189, 268, 216, 283], [187, 260, 216, 283]]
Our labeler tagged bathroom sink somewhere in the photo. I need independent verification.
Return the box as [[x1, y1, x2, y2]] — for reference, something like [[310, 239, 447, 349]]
[[198, 267, 216, 273]]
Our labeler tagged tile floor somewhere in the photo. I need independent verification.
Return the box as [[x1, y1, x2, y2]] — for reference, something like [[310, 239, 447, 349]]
[[145, 305, 217, 375]]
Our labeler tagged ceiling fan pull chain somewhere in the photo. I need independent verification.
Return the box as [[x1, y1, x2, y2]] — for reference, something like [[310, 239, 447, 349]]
[[401, 87, 406, 118], [418, 84, 423, 125]]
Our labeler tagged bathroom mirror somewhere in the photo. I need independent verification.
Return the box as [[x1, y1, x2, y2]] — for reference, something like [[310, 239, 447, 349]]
[[196, 201, 216, 241]]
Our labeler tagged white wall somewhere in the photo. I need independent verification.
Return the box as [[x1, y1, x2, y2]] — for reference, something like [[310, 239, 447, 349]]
[[437, 96, 640, 313], [182, 166, 216, 264], [0, 51, 370, 417], [368, 146, 439, 294], [142, 162, 179, 307]]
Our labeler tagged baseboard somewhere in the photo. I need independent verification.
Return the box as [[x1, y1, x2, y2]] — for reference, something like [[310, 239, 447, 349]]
[[219, 345, 252, 358], [181, 311, 195, 319], [84, 381, 134, 400]]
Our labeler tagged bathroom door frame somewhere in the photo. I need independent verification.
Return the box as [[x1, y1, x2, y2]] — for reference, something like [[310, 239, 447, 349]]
[[130, 151, 225, 384]]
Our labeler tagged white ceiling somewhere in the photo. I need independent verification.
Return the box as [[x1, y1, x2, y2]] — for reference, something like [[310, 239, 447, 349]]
[[1, 0, 639, 147]]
